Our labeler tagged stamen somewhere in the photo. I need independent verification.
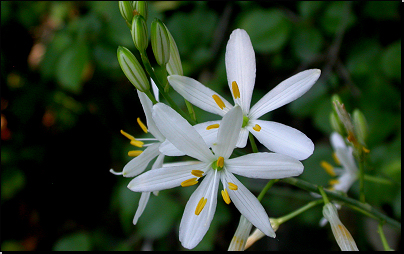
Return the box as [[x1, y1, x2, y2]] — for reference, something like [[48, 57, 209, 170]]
[[228, 182, 238, 190], [252, 124, 261, 132], [212, 95, 225, 110], [206, 124, 220, 130], [191, 170, 204, 178], [217, 156, 224, 168], [362, 146, 370, 153], [329, 179, 340, 186], [195, 197, 207, 215], [120, 129, 135, 140], [321, 161, 336, 177], [332, 152, 340, 165], [130, 139, 144, 147], [137, 117, 148, 133], [221, 189, 231, 204], [231, 81, 240, 99], [128, 150, 143, 157], [181, 178, 198, 187]]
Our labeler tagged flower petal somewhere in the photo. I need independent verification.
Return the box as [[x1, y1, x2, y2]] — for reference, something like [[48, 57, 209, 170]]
[[330, 132, 346, 150], [152, 103, 215, 162], [225, 29, 256, 114], [226, 152, 303, 179], [179, 169, 220, 249], [168, 75, 233, 116], [137, 90, 165, 142], [127, 161, 207, 192], [221, 170, 275, 238], [249, 120, 314, 160], [249, 69, 321, 119], [236, 127, 249, 148], [215, 106, 243, 159], [123, 142, 161, 177], [133, 191, 151, 225]]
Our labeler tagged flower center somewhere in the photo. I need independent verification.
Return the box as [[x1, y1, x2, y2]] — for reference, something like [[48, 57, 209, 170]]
[[242, 115, 249, 128], [211, 156, 224, 171]]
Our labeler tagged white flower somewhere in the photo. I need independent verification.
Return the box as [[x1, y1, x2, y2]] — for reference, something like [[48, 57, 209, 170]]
[[167, 28, 321, 160], [127, 103, 304, 249], [322, 203, 359, 251], [228, 215, 252, 251]]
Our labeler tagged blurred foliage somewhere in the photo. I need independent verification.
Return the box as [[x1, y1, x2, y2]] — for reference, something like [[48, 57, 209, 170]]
[[1, 1, 401, 251]]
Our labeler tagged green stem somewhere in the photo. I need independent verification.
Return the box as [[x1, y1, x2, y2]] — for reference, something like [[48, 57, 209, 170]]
[[364, 174, 394, 185], [144, 90, 158, 105], [378, 222, 394, 251], [257, 179, 279, 202], [276, 199, 324, 225], [281, 177, 401, 230], [358, 148, 366, 203], [248, 132, 258, 153]]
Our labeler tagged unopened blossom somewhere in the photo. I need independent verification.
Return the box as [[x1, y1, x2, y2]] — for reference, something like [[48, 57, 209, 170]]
[[167, 28, 321, 160], [127, 103, 304, 249]]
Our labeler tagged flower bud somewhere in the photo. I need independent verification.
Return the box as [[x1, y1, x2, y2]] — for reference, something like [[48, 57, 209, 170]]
[[119, 1, 134, 26], [352, 109, 368, 145], [151, 19, 171, 66], [117, 46, 150, 92], [330, 111, 346, 137], [332, 96, 356, 144], [133, 1, 148, 20], [164, 24, 183, 75], [131, 15, 148, 52], [228, 215, 253, 251]]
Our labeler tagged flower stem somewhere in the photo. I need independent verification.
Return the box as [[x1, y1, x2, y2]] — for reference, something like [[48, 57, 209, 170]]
[[378, 222, 394, 251], [257, 179, 278, 202], [248, 132, 258, 153], [276, 199, 324, 225]]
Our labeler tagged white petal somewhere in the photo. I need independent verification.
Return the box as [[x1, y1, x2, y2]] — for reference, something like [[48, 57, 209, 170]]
[[225, 29, 256, 114], [133, 191, 151, 225], [249, 120, 314, 160], [335, 147, 358, 175], [127, 161, 208, 192], [179, 170, 220, 249], [215, 106, 243, 159], [168, 75, 233, 116], [152, 103, 215, 162], [221, 170, 275, 238], [226, 152, 304, 179], [151, 78, 160, 102], [330, 132, 346, 150], [333, 171, 357, 193], [159, 139, 186, 156], [249, 69, 321, 119], [235, 127, 249, 148], [137, 90, 165, 141], [123, 143, 161, 177], [151, 153, 165, 169]]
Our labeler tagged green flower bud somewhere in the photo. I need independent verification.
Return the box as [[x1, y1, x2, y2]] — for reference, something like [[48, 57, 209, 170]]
[[352, 109, 368, 144], [117, 46, 150, 92], [119, 1, 134, 26], [151, 19, 171, 66], [330, 111, 346, 137], [133, 1, 148, 21], [131, 15, 148, 52], [164, 23, 183, 76], [331, 94, 342, 114], [332, 98, 356, 144]]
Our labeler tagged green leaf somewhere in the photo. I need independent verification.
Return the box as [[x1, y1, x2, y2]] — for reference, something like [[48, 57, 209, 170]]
[[53, 231, 92, 251], [346, 38, 381, 78], [55, 42, 90, 94], [1, 168, 26, 201], [298, 1, 325, 19], [238, 9, 291, 53], [320, 2, 356, 35], [363, 1, 400, 20], [381, 40, 401, 81], [291, 26, 324, 61]]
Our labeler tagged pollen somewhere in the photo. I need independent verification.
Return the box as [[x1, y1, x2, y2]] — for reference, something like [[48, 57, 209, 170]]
[[252, 124, 261, 132], [212, 94, 226, 110], [128, 150, 143, 157], [321, 161, 336, 177], [221, 189, 231, 204], [195, 197, 207, 215], [181, 178, 198, 187], [191, 170, 204, 178], [137, 117, 148, 133], [130, 139, 144, 147], [217, 156, 224, 168], [206, 124, 220, 130], [228, 182, 238, 190], [231, 81, 240, 99]]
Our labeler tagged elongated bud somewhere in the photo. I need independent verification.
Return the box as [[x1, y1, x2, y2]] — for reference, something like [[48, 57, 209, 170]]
[[164, 24, 183, 75], [228, 215, 253, 251], [117, 46, 150, 92], [133, 1, 148, 20], [332, 95, 356, 144], [131, 15, 148, 52], [352, 109, 368, 145], [330, 111, 346, 137], [151, 19, 171, 66], [119, 1, 134, 26]]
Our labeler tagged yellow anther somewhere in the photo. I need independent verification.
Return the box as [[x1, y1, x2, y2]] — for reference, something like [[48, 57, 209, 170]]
[[130, 139, 144, 147], [137, 117, 148, 133], [321, 161, 336, 177], [231, 81, 240, 99], [128, 150, 143, 157], [120, 129, 135, 140], [212, 94, 226, 110], [332, 152, 340, 165], [228, 182, 238, 190], [221, 189, 231, 204], [217, 156, 224, 168], [206, 124, 220, 130], [362, 146, 370, 153], [329, 179, 340, 186], [181, 178, 198, 187], [191, 170, 204, 178], [195, 197, 207, 215], [252, 124, 261, 132]]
